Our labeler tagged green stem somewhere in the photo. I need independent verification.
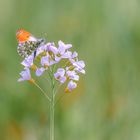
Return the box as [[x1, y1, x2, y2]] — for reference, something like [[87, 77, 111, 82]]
[[50, 92, 55, 140], [54, 93, 66, 107], [50, 66, 55, 140], [33, 81, 51, 102]]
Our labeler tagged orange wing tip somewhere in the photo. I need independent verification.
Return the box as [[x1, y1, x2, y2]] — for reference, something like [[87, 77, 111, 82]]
[[16, 29, 31, 43]]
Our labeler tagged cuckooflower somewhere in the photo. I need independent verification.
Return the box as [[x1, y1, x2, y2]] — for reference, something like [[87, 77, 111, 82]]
[[66, 70, 79, 81], [41, 54, 56, 67], [65, 80, 77, 93], [70, 59, 85, 74], [54, 41, 72, 62], [54, 68, 66, 83], [17, 32, 85, 92], [36, 54, 56, 76], [46, 42, 58, 54], [17, 29, 86, 140], [58, 40, 72, 54]]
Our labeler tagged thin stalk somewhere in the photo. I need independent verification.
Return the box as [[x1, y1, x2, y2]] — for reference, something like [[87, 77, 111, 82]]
[[54, 93, 66, 107], [53, 83, 61, 96], [50, 65, 55, 140], [50, 90, 55, 140], [33, 81, 51, 102], [55, 92, 73, 107]]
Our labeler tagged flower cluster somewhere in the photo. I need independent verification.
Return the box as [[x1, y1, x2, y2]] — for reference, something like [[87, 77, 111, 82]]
[[18, 40, 85, 93]]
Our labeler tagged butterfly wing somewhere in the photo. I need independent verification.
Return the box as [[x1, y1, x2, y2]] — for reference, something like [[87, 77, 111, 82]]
[[16, 29, 46, 58]]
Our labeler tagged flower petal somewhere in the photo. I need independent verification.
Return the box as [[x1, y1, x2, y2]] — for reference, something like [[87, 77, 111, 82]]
[[67, 80, 77, 92], [18, 68, 31, 82], [36, 67, 45, 76], [21, 55, 34, 67]]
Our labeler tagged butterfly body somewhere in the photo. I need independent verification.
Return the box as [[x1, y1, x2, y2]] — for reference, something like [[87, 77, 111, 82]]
[[16, 29, 45, 58]]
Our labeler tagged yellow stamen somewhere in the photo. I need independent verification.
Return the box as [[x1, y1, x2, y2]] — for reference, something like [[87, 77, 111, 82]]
[[66, 76, 70, 81], [42, 51, 47, 56], [48, 51, 53, 56], [36, 55, 41, 61], [44, 64, 48, 69], [69, 66, 74, 71]]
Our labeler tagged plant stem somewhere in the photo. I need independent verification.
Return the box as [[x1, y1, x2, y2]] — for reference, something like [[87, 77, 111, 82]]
[[50, 93, 54, 140], [54, 93, 66, 107], [33, 81, 51, 102], [50, 66, 55, 140]]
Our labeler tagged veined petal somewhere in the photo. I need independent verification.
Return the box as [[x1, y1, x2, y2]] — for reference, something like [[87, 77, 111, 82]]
[[55, 55, 61, 62], [36, 67, 45, 76], [65, 80, 77, 92], [71, 51, 78, 58], [66, 70, 79, 81], [21, 55, 34, 67], [46, 43, 58, 54], [18, 68, 31, 82], [59, 76, 66, 83], [61, 51, 72, 59], [70, 59, 85, 74], [54, 68, 66, 83], [41, 56, 50, 66], [75, 60, 85, 68], [54, 68, 65, 77], [58, 40, 72, 55], [74, 67, 85, 74]]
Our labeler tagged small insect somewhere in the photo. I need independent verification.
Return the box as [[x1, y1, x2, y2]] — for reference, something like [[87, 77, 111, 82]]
[[16, 29, 45, 58]]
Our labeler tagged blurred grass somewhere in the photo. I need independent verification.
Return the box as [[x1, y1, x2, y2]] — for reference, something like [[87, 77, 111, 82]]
[[0, 0, 140, 140]]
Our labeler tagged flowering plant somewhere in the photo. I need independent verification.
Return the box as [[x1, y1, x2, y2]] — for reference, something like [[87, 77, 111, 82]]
[[17, 29, 85, 140]]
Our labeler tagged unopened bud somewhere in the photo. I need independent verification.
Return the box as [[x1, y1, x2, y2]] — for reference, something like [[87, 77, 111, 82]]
[[65, 87, 70, 93], [30, 64, 37, 71], [28, 78, 35, 84]]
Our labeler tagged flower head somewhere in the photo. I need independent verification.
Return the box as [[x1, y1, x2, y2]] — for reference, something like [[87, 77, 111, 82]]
[[17, 31, 85, 93]]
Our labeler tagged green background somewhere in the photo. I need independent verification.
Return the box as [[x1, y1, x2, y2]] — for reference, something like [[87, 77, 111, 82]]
[[0, 0, 140, 140]]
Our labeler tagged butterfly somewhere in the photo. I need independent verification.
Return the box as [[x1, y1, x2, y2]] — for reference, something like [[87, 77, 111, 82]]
[[16, 29, 45, 58]]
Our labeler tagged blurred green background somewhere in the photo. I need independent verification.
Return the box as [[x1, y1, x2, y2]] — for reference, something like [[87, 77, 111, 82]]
[[0, 0, 140, 140]]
